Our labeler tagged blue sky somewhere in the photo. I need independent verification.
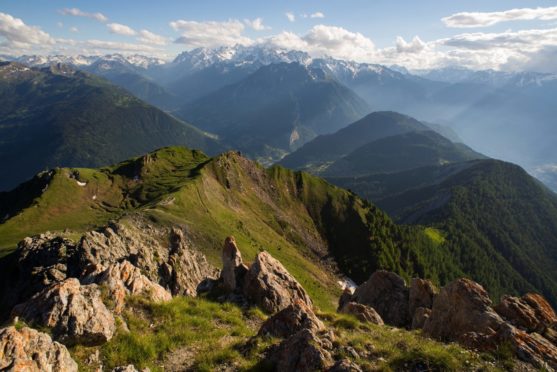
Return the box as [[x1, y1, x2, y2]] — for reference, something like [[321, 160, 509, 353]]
[[2, 0, 557, 71]]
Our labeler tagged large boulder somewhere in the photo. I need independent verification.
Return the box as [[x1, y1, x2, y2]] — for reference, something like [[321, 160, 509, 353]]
[[83, 260, 172, 314], [11, 278, 115, 345], [351, 271, 409, 327], [268, 329, 335, 371], [0, 326, 78, 371], [423, 278, 505, 343], [220, 236, 248, 292], [408, 278, 437, 316], [258, 300, 324, 338], [495, 293, 557, 333], [338, 302, 384, 325], [243, 251, 312, 313]]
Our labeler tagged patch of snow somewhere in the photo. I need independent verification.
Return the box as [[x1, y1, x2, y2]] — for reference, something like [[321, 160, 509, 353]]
[[76, 181, 87, 187]]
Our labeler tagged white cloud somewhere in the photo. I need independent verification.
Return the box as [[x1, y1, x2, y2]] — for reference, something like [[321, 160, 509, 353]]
[[57, 22, 63, 28], [244, 18, 270, 31], [107, 23, 136, 36], [69, 26, 79, 33], [59, 8, 108, 23], [310, 12, 325, 19], [0, 12, 54, 50], [396, 36, 426, 53], [170, 19, 252, 48], [285, 12, 296, 22], [137, 30, 168, 46], [303, 25, 375, 61], [443, 6, 557, 28], [440, 28, 557, 51], [266, 25, 375, 62]]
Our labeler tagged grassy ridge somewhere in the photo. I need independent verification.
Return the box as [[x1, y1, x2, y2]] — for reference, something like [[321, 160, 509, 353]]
[[0, 146, 455, 311]]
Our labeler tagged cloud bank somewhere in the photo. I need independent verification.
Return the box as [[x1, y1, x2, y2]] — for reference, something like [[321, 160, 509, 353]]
[[443, 6, 557, 28]]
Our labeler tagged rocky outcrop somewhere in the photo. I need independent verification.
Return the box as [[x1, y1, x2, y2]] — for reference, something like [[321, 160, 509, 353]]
[[220, 236, 248, 292], [338, 302, 384, 325], [0, 217, 217, 323], [423, 278, 504, 343], [258, 300, 324, 338], [0, 326, 78, 371], [12, 278, 115, 345], [268, 329, 335, 371], [243, 251, 313, 313], [83, 260, 172, 314], [81, 222, 217, 296], [350, 271, 409, 327], [0, 234, 80, 318], [408, 278, 437, 317], [495, 293, 557, 333], [423, 278, 557, 369]]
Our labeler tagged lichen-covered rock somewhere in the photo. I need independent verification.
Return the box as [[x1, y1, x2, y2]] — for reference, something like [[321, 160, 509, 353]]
[[0, 326, 78, 371], [83, 260, 171, 314], [243, 251, 312, 313], [495, 293, 557, 333], [339, 302, 384, 325], [409, 278, 437, 316], [328, 359, 363, 372], [423, 278, 504, 344], [269, 329, 334, 372], [81, 222, 217, 296], [258, 300, 324, 338], [498, 323, 557, 369], [11, 278, 115, 345], [220, 236, 248, 292], [0, 234, 80, 319], [0, 218, 218, 323], [422, 278, 557, 368], [411, 307, 431, 330], [351, 271, 409, 327]]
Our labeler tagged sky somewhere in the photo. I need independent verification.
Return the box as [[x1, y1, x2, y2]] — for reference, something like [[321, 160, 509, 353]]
[[2, 0, 557, 71]]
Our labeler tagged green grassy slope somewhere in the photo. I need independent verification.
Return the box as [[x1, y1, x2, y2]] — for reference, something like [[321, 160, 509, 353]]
[[0, 146, 459, 310], [0, 62, 221, 191]]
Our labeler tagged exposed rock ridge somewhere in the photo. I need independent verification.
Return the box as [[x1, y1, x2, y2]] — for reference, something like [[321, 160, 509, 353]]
[[343, 269, 557, 369]]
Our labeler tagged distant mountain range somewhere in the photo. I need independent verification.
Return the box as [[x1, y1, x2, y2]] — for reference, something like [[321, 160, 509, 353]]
[[179, 62, 370, 163], [3, 45, 557, 191], [0, 61, 221, 191]]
